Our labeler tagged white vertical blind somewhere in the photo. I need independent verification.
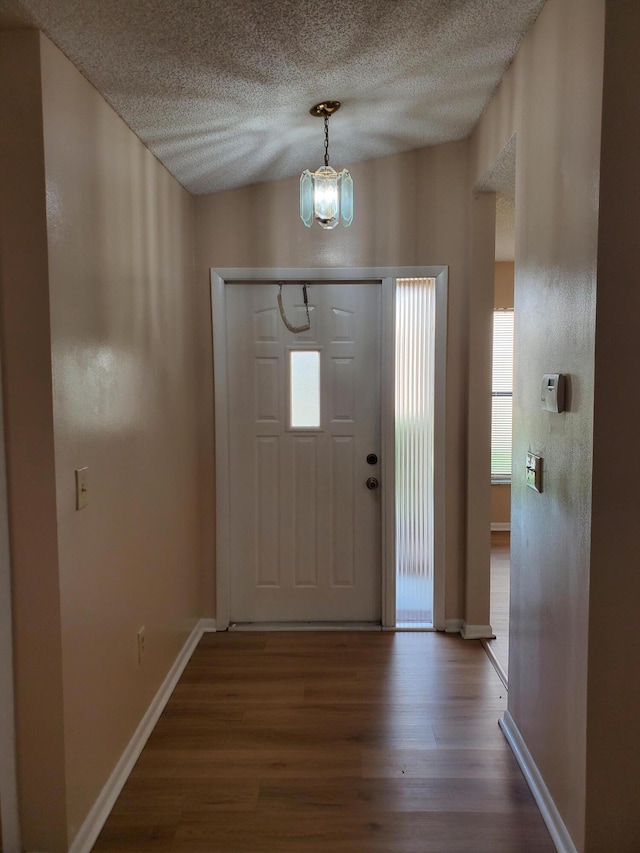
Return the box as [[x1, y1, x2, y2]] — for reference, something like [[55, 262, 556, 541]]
[[395, 278, 435, 625], [491, 310, 514, 480]]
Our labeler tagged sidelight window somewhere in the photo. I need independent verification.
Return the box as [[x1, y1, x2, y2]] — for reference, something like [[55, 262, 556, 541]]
[[395, 277, 435, 626]]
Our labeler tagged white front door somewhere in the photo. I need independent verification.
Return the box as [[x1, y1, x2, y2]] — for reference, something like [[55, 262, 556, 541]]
[[226, 282, 381, 623]]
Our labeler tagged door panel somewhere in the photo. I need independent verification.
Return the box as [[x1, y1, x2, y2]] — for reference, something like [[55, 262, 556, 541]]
[[226, 283, 381, 622]]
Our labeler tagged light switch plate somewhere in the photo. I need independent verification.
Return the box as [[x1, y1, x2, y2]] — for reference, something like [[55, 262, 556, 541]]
[[526, 452, 543, 493], [75, 467, 88, 510]]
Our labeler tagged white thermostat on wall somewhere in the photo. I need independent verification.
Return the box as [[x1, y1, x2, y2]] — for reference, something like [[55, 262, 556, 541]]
[[541, 373, 566, 413]]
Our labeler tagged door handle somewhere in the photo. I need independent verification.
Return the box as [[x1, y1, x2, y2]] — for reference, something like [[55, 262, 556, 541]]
[[366, 477, 379, 490]]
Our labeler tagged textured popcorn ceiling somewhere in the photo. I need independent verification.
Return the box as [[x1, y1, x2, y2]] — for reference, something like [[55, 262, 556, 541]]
[[0, 0, 544, 195]]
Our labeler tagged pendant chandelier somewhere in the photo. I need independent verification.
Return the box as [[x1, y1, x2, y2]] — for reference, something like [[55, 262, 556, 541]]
[[300, 101, 353, 230]]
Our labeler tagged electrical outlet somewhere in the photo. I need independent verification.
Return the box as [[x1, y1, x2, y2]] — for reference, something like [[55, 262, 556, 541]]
[[137, 626, 146, 664]]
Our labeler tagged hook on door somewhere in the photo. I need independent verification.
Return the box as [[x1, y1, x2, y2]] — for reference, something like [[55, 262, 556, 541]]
[[277, 282, 311, 333]]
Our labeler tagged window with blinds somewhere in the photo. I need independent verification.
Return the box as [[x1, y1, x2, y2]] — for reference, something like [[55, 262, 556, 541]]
[[492, 310, 514, 482]]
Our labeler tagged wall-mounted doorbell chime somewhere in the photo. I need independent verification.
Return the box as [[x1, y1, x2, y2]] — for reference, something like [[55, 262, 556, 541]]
[[541, 373, 565, 413]]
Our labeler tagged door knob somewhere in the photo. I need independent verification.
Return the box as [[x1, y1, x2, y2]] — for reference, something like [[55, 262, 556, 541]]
[[366, 477, 379, 490]]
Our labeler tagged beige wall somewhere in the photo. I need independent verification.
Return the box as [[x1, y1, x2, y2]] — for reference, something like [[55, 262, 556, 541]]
[[586, 2, 640, 848], [463, 193, 495, 630], [491, 261, 514, 526], [195, 141, 488, 627], [0, 31, 68, 850], [494, 261, 514, 310], [490, 484, 510, 526], [472, 0, 605, 848], [0, 32, 205, 849]]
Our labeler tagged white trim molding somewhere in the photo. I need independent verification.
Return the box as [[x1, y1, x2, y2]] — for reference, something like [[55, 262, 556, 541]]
[[444, 620, 495, 640], [461, 622, 495, 640], [229, 621, 381, 632], [491, 522, 511, 532], [69, 618, 216, 853], [499, 710, 577, 853], [380, 277, 396, 629], [480, 638, 508, 689]]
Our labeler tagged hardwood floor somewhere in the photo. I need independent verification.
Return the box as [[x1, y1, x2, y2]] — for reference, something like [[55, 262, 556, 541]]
[[486, 532, 510, 680], [93, 630, 552, 851]]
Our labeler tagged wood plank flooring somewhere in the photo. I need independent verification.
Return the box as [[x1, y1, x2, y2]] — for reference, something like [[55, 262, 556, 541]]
[[93, 631, 552, 852]]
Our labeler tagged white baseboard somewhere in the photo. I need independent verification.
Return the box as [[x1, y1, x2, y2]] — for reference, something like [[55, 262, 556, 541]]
[[443, 620, 495, 640], [491, 523, 511, 532], [461, 622, 495, 640], [229, 621, 381, 632], [69, 617, 216, 853], [480, 638, 508, 689], [499, 710, 577, 853]]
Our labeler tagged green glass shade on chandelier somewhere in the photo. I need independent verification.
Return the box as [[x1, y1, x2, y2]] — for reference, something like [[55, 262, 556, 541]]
[[300, 102, 353, 230]]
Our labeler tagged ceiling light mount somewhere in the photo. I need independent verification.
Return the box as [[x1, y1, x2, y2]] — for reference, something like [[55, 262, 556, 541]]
[[309, 101, 341, 118], [300, 101, 353, 230]]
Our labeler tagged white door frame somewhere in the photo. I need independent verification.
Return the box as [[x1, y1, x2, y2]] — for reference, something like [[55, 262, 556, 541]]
[[211, 266, 447, 631]]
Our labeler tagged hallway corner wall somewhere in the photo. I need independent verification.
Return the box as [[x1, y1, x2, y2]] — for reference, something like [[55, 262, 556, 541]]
[[0, 30, 69, 851], [586, 1, 640, 847], [0, 29, 208, 849], [471, 0, 605, 847]]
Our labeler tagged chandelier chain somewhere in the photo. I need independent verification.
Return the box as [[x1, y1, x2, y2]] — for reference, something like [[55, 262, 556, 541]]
[[324, 114, 330, 167]]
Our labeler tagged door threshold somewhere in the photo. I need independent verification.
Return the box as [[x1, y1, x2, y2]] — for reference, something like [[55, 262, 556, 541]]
[[228, 621, 383, 632]]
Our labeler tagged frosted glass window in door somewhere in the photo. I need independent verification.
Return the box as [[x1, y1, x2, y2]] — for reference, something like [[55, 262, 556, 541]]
[[290, 350, 321, 428]]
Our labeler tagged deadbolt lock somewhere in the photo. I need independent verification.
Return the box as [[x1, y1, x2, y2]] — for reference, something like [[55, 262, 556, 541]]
[[366, 453, 378, 465]]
